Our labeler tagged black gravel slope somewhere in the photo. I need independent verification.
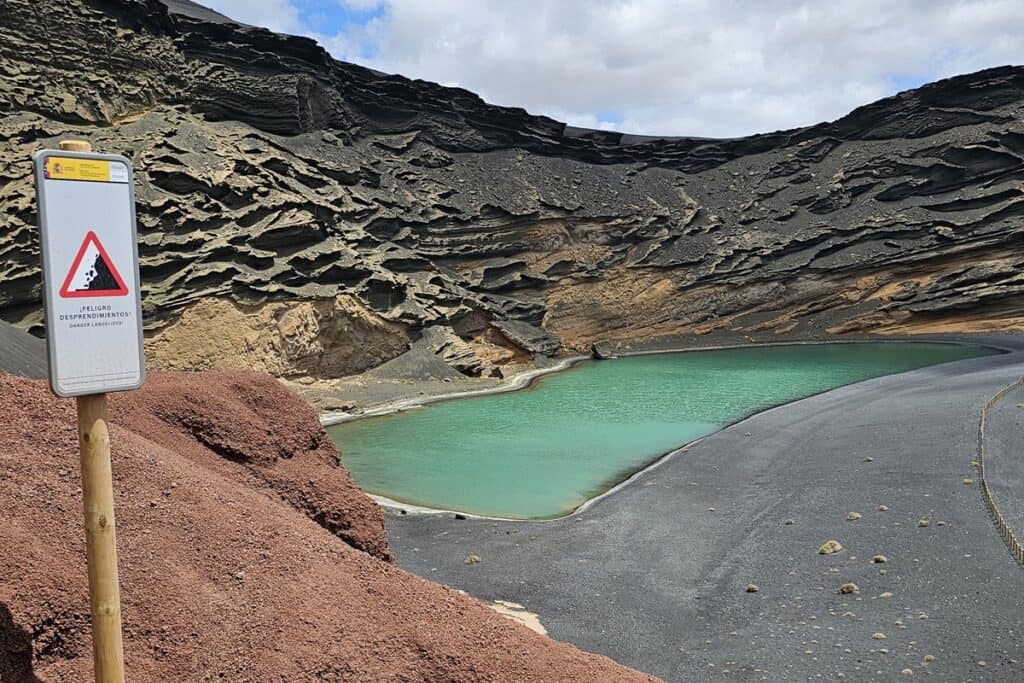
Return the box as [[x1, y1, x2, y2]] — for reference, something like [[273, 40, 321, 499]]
[[387, 336, 1024, 682], [0, 320, 46, 379]]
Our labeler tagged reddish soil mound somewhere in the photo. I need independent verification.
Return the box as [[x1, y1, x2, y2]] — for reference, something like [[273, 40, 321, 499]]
[[113, 371, 390, 561], [0, 372, 657, 682]]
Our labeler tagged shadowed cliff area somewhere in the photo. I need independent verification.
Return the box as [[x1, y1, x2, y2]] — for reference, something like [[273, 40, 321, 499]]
[[2, 0, 1024, 383]]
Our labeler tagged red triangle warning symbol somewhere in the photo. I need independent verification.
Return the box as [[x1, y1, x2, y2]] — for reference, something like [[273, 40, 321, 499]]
[[59, 231, 129, 298]]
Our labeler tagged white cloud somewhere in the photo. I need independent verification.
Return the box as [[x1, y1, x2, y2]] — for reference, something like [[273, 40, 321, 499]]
[[201, 0, 1024, 137]]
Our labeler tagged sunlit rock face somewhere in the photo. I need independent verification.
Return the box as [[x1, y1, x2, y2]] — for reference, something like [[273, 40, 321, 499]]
[[3, 0, 1024, 379]]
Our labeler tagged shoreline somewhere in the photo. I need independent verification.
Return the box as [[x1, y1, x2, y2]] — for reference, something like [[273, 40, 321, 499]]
[[323, 334, 1019, 521], [385, 335, 1024, 682], [321, 334, 1020, 427], [320, 354, 586, 427]]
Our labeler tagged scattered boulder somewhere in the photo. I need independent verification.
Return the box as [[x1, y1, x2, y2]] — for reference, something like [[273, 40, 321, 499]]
[[422, 326, 492, 376], [846, 512, 862, 521], [745, 584, 760, 593], [837, 582, 859, 594], [818, 540, 843, 555], [590, 341, 618, 360], [492, 320, 561, 356], [465, 554, 482, 565]]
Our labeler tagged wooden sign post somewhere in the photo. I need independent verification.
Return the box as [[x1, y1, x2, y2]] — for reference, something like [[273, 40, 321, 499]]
[[34, 138, 146, 683], [76, 387, 125, 683]]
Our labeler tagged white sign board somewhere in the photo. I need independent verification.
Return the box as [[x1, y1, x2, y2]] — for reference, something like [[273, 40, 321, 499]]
[[34, 149, 145, 397]]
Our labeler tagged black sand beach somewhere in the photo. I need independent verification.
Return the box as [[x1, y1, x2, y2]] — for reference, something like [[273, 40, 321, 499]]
[[387, 334, 1024, 681]]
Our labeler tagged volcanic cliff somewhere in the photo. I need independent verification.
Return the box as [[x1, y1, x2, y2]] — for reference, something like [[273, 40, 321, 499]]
[[2, 0, 1024, 382]]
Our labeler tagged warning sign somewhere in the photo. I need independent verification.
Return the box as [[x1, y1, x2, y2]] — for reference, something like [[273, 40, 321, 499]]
[[59, 231, 130, 298], [34, 149, 145, 397]]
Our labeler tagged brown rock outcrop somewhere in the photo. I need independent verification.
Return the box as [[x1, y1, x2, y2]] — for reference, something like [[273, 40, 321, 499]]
[[144, 296, 408, 379]]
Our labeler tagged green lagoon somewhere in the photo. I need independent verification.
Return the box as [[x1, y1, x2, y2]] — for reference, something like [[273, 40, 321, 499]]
[[327, 342, 995, 519]]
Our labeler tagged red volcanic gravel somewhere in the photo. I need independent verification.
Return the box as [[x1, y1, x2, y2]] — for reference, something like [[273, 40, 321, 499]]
[[0, 371, 658, 682]]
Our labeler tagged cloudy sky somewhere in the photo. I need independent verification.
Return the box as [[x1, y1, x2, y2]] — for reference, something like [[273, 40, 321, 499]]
[[202, 0, 1024, 138]]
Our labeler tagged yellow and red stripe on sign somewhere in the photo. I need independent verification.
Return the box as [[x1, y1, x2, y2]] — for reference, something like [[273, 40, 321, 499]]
[[44, 156, 128, 183]]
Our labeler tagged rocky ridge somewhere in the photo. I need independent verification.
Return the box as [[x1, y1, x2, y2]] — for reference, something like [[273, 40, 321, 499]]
[[2, 0, 1024, 383]]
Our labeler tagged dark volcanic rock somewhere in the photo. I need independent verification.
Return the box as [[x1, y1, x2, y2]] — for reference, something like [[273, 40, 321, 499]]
[[590, 341, 617, 360], [493, 320, 561, 357], [2, 0, 1024, 379]]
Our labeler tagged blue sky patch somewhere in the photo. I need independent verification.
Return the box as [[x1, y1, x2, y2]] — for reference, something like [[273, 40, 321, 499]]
[[887, 74, 927, 93], [297, 0, 384, 35], [596, 110, 625, 125]]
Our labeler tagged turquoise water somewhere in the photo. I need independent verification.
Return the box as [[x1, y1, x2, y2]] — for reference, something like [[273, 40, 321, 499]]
[[327, 343, 996, 519]]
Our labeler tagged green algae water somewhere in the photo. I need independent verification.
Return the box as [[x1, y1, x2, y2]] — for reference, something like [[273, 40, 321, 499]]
[[327, 342, 995, 519]]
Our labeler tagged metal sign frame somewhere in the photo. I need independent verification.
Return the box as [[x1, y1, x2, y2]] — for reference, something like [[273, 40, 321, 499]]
[[33, 148, 146, 397]]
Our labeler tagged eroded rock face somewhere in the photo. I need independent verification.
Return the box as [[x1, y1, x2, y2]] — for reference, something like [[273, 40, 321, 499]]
[[2, 0, 1024, 381], [145, 295, 408, 379]]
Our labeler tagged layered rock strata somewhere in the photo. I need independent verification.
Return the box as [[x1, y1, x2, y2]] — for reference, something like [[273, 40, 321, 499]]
[[2, 0, 1023, 381]]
